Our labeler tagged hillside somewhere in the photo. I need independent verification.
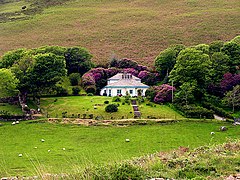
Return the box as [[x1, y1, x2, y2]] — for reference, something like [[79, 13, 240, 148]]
[[0, 0, 240, 66]]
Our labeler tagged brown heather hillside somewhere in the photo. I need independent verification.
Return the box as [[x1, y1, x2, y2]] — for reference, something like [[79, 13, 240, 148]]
[[0, 0, 240, 66]]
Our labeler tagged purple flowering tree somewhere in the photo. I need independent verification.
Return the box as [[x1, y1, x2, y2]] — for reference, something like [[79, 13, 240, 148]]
[[153, 84, 176, 103]]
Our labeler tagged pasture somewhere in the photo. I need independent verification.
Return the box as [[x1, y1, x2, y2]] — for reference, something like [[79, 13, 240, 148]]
[[0, 120, 239, 177], [1, 0, 239, 66]]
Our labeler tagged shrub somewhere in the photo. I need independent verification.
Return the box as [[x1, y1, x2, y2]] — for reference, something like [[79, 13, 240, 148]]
[[72, 87, 80, 95], [87, 93, 93, 96], [105, 104, 118, 112], [202, 102, 233, 119], [112, 96, 121, 102], [176, 105, 214, 119], [104, 100, 109, 104], [69, 73, 81, 86], [85, 85, 96, 94]]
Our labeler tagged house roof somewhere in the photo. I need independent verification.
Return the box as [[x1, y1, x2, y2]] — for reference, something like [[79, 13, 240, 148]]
[[104, 78, 149, 88], [108, 73, 141, 81]]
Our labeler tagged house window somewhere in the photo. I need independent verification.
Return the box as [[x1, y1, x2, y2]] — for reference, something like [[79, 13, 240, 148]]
[[129, 90, 133, 94], [117, 89, 121, 95]]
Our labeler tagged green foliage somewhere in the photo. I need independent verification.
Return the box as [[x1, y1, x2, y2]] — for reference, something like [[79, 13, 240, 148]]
[[87, 93, 93, 96], [104, 100, 109, 104], [231, 35, 240, 45], [68, 73, 81, 86], [155, 47, 177, 78], [112, 96, 121, 102], [221, 42, 240, 74], [209, 41, 224, 55], [210, 52, 230, 82], [64, 47, 94, 75], [72, 87, 80, 96], [175, 104, 214, 119], [105, 104, 118, 112], [224, 85, 240, 112], [0, 48, 27, 68], [32, 46, 66, 57], [85, 85, 96, 94], [175, 81, 196, 106], [202, 102, 233, 119], [0, 68, 19, 97], [170, 48, 212, 100], [194, 44, 209, 54]]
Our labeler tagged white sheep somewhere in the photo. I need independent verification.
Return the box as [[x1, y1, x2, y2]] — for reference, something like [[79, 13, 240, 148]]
[[210, 132, 215, 135], [125, 139, 130, 142], [41, 139, 45, 142], [18, 154, 23, 157], [16, 121, 19, 124], [62, 148, 66, 150], [48, 150, 51, 152], [12, 122, 16, 125]]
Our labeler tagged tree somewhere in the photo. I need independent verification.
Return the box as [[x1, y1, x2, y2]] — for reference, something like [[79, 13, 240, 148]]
[[155, 48, 177, 78], [195, 44, 209, 54], [0, 68, 19, 97], [105, 104, 118, 112], [64, 47, 94, 75], [210, 52, 230, 82], [11, 53, 66, 102], [0, 49, 27, 68], [221, 42, 240, 74], [224, 85, 240, 112], [169, 48, 212, 100], [69, 73, 81, 86], [209, 41, 224, 55], [175, 81, 196, 106]]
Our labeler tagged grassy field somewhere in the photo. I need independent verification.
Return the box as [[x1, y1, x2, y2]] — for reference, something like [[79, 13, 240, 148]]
[[39, 96, 182, 120], [0, 0, 239, 66], [0, 120, 239, 177]]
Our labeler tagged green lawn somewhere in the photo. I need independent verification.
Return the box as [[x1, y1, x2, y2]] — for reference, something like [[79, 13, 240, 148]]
[[40, 96, 134, 119], [40, 96, 182, 120], [0, 120, 239, 177], [139, 102, 183, 119]]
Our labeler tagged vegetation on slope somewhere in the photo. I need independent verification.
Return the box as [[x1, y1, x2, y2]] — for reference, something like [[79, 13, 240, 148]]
[[1, 0, 239, 65]]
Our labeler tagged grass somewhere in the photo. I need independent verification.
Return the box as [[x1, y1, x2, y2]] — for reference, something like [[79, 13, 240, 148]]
[[0, 0, 239, 66], [0, 120, 239, 177], [0, 103, 23, 115], [40, 96, 134, 119], [39, 96, 182, 120]]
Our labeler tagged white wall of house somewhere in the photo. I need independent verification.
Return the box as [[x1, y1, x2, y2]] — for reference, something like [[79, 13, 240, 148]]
[[100, 87, 148, 97]]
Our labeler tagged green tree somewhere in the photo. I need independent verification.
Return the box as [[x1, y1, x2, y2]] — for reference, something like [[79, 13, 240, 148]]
[[209, 41, 224, 55], [155, 48, 177, 78], [221, 42, 240, 74], [0, 49, 27, 68], [0, 68, 19, 97], [64, 47, 94, 75], [224, 85, 240, 112], [175, 81, 196, 106], [11, 53, 66, 102], [210, 52, 230, 82], [170, 48, 212, 99], [195, 44, 209, 54], [33, 46, 66, 56]]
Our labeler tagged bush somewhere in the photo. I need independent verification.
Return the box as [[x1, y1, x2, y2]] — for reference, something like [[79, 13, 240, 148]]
[[105, 104, 118, 113], [112, 96, 121, 102], [104, 100, 109, 104], [175, 104, 214, 119], [85, 85, 96, 94], [72, 87, 80, 95], [87, 93, 93, 96], [202, 102, 233, 119], [69, 73, 81, 86]]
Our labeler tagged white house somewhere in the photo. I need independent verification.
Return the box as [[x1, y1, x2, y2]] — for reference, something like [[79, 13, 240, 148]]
[[100, 73, 149, 97]]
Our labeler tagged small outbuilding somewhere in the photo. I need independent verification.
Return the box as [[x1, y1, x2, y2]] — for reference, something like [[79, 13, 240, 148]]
[[100, 73, 149, 97]]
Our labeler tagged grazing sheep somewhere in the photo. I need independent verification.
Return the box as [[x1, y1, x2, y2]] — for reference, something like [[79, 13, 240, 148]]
[[41, 139, 45, 142], [18, 154, 23, 157], [12, 122, 16, 125], [48, 150, 51, 152], [16, 121, 19, 124], [125, 139, 130, 142], [211, 132, 215, 135], [62, 148, 66, 150]]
